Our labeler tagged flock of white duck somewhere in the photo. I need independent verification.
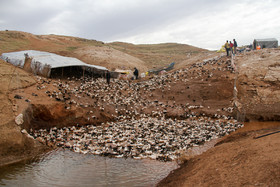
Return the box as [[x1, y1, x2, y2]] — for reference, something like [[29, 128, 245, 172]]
[[30, 55, 243, 161], [30, 117, 242, 161]]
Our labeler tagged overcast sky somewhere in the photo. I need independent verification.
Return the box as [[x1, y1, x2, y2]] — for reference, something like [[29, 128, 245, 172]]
[[1, 0, 279, 50]]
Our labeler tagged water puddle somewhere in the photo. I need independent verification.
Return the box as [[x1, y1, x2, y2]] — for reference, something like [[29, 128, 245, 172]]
[[0, 149, 178, 187]]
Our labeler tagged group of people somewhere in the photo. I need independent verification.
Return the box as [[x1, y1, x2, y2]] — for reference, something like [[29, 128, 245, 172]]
[[105, 67, 139, 85], [225, 39, 237, 56]]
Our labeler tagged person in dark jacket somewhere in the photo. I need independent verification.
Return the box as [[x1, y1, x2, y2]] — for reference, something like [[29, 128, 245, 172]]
[[233, 39, 238, 55], [133, 67, 139, 80], [106, 70, 111, 85]]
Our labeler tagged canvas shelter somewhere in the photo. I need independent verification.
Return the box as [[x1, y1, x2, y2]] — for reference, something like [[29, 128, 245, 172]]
[[1, 50, 108, 78], [253, 38, 278, 49]]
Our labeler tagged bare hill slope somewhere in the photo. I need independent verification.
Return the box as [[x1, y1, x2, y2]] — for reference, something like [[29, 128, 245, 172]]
[[107, 42, 210, 69], [0, 30, 211, 72]]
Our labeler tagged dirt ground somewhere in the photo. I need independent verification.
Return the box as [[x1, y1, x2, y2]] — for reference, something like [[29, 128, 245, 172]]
[[0, 31, 280, 185], [158, 123, 280, 186]]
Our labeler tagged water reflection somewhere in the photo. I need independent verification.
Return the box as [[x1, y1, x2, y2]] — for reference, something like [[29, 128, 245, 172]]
[[0, 149, 178, 187]]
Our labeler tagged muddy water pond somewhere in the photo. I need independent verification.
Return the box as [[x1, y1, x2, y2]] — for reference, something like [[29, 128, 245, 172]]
[[2, 122, 278, 186], [0, 149, 178, 187], [0, 140, 220, 187], [0, 134, 231, 187]]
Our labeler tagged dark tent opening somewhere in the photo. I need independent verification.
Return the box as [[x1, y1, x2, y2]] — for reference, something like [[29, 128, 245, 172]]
[[1, 50, 108, 79], [50, 66, 105, 79]]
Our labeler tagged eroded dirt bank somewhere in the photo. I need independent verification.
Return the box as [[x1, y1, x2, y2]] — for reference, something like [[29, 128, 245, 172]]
[[235, 48, 280, 121], [0, 60, 49, 166]]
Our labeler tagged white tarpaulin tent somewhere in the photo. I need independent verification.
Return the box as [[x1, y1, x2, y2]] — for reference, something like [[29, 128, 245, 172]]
[[1, 50, 108, 78]]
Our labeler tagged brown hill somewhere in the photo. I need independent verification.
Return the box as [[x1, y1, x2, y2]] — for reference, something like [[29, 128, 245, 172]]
[[107, 42, 210, 69], [0, 30, 211, 72]]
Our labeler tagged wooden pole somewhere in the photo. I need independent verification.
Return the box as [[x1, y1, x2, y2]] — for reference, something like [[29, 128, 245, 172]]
[[254, 130, 280, 139]]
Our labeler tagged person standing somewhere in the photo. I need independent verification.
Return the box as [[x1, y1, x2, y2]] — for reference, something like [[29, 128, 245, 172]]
[[229, 41, 234, 55], [106, 70, 111, 85], [225, 40, 230, 56], [233, 39, 237, 55], [133, 67, 139, 80]]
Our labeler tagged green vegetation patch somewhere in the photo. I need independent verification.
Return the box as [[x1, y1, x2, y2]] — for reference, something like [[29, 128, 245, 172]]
[[66, 46, 78, 51]]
